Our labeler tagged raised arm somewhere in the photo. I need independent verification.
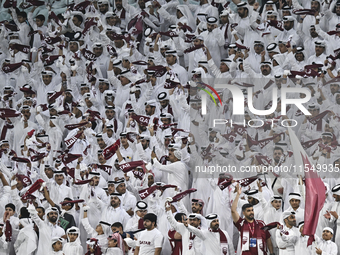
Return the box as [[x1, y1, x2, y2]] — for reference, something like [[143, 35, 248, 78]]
[[231, 183, 241, 223]]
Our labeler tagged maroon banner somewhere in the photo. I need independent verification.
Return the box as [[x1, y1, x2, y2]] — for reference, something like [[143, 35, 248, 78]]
[[184, 44, 204, 54]]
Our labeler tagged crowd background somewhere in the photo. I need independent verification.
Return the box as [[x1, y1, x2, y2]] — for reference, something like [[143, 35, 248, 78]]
[[0, 0, 340, 254]]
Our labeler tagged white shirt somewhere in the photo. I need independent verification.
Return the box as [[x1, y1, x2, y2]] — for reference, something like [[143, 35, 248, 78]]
[[137, 228, 164, 255]]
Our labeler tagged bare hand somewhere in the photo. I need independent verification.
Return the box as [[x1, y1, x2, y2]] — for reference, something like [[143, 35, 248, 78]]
[[235, 183, 242, 195], [330, 211, 338, 219], [324, 211, 331, 219], [151, 151, 156, 159], [315, 247, 322, 255]]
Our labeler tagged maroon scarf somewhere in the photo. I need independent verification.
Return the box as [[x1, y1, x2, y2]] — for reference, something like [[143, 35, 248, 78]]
[[218, 176, 233, 190], [221, 132, 237, 142], [21, 179, 44, 199], [0, 122, 14, 140], [308, 110, 330, 131], [9, 43, 30, 54], [120, 160, 144, 173], [267, 20, 284, 31], [102, 139, 121, 160], [2, 62, 22, 73], [178, 22, 193, 33], [97, 165, 112, 175], [5, 220, 12, 242], [139, 185, 158, 199], [107, 45, 117, 57], [49, 11, 63, 26], [82, 18, 97, 35], [302, 138, 322, 149], [65, 122, 88, 130], [73, 0, 92, 12], [255, 154, 272, 166], [170, 188, 197, 203], [159, 31, 178, 38], [65, 132, 83, 149], [81, 48, 97, 61], [236, 176, 258, 187], [184, 44, 204, 54]]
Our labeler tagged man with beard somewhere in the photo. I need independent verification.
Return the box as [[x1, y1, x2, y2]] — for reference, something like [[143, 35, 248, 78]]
[[275, 16, 302, 47], [231, 2, 251, 41], [96, 134, 108, 151], [200, 17, 224, 66], [276, 211, 299, 255], [93, 43, 110, 79], [119, 132, 134, 160], [27, 205, 65, 255], [184, 213, 234, 255], [297, 25, 321, 57], [231, 184, 274, 255], [329, 83, 340, 100], [325, 1, 340, 31], [166, 201, 205, 255], [145, 100, 157, 117], [293, 0, 327, 35], [112, 0, 128, 29], [112, 178, 137, 216], [177, 198, 205, 216], [242, 189, 265, 221], [307, 41, 327, 65], [270, 146, 294, 207], [286, 47, 308, 71], [134, 213, 163, 255], [62, 89, 77, 112], [100, 193, 130, 228], [244, 61, 273, 79], [151, 147, 188, 201], [135, 135, 152, 162]]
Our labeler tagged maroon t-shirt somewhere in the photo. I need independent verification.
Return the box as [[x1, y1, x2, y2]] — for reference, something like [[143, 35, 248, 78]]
[[234, 217, 271, 255]]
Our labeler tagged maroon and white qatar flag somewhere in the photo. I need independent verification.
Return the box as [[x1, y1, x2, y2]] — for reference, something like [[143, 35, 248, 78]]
[[288, 128, 326, 246]]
